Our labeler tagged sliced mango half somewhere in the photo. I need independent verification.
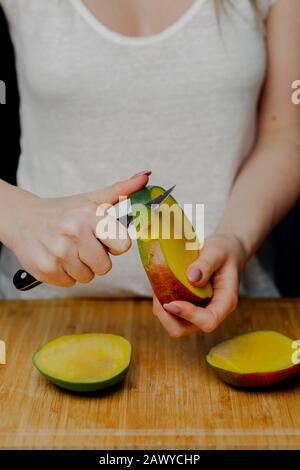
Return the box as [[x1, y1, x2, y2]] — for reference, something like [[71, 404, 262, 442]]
[[33, 334, 131, 392], [206, 330, 300, 388]]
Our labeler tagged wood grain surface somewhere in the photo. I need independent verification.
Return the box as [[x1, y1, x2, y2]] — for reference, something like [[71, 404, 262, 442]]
[[0, 298, 300, 449]]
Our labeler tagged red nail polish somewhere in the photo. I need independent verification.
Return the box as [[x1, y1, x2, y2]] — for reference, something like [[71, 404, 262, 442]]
[[131, 170, 152, 179]]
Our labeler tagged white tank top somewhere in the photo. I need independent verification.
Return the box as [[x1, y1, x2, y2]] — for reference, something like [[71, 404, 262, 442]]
[[0, 0, 280, 299]]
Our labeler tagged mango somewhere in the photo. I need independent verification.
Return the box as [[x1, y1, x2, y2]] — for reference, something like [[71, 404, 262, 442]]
[[33, 334, 131, 392], [130, 186, 213, 305], [206, 330, 300, 388]]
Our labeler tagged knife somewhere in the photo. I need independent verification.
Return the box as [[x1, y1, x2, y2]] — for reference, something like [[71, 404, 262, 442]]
[[13, 186, 175, 291]]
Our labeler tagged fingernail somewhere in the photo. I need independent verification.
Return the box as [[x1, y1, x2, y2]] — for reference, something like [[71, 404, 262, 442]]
[[131, 170, 152, 179], [163, 304, 181, 315], [187, 267, 202, 283]]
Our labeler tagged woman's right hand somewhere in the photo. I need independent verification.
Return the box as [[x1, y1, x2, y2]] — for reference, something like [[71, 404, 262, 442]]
[[0, 172, 150, 287]]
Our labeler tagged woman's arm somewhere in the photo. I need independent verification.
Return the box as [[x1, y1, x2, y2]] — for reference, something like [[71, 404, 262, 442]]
[[216, 0, 300, 255], [154, 0, 300, 337], [0, 173, 150, 287]]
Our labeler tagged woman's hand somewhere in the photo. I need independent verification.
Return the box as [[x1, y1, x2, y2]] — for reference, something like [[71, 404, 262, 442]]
[[153, 233, 247, 338], [0, 172, 150, 287]]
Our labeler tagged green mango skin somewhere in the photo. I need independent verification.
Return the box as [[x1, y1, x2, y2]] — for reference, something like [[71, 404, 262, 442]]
[[131, 186, 155, 207], [130, 186, 213, 306]]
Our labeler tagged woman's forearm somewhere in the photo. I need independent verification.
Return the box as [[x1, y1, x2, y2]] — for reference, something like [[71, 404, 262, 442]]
[[216, 135, 300, 262]]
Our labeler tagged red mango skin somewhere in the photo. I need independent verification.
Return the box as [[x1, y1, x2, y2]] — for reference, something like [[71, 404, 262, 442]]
[[131, 185, 213, 306], [209, 362, 300, 388], [140, 239, 209, 306]]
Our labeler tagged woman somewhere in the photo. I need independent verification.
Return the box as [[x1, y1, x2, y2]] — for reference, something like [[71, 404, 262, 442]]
[[0, 0, 299, 338]]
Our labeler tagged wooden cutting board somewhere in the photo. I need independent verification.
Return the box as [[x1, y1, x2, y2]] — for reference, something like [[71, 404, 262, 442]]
[[0, 297, 300, 449]]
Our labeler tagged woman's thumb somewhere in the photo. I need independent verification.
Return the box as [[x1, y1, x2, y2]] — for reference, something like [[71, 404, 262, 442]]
[[186, 244, 223, 287], [87, 171, 151, 204]]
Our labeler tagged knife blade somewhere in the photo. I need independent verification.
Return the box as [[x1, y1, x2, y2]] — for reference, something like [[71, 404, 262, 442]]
[[117, 185, 175, 228], [13, 186, 176, 291]]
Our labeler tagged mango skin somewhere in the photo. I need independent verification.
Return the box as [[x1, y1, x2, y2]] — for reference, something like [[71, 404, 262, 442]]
[[208, 362, 300, 389], [131, 186, 212, 306], [138, 238, 207, 305]]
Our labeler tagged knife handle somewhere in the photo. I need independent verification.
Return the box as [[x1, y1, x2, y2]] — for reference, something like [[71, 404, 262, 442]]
[[13, 270, 42, 291]]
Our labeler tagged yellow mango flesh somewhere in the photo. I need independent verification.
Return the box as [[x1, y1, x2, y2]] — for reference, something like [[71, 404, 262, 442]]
[[135, 186, 212, 300], [34, 334, 131, 383], [207, 331, 295, 374]]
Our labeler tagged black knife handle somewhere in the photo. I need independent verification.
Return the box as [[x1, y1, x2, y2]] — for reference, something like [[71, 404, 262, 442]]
[[13, 270, 42, 291]]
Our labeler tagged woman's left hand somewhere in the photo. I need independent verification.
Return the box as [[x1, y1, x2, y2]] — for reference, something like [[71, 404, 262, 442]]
[[152, 233, 247, 338]]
